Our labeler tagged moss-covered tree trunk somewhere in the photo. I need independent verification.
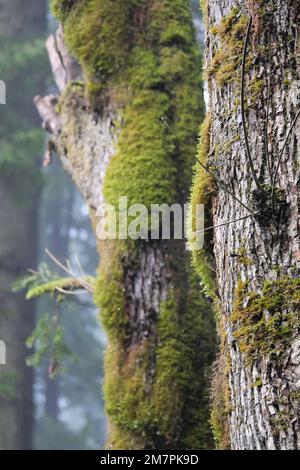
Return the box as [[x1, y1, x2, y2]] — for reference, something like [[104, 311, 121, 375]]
[[192, 0, 300, 449], [36, 0, 216, 450], [0, 0, 47, 450]]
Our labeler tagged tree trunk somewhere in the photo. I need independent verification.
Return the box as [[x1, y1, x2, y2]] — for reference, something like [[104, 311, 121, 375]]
[[43, 174, 75, 421], [0, 0, 47, 450], [194, 0, 300, 450], [36, 0, 216, 450]]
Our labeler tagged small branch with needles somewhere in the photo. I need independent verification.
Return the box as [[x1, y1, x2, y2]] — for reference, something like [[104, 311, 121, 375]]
[[26, 250, 94, 300], [45, 249, 94, 294]]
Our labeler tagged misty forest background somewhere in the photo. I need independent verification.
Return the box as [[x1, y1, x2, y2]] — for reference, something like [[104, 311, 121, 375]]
[[0, 1, 108, 449]]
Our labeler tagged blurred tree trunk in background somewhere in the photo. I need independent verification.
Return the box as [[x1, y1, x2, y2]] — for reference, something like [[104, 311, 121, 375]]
[[36, 0, 216, 450], [0, 0, 48, 449], [192, 0, 300, 449], [43, 184, 74, 421]]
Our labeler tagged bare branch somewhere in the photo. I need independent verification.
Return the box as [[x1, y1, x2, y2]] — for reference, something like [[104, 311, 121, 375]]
[[46, 26, 82, 93], [45, 249, 74, 277], [34, 94, 60, 134], [74, 254, 86, 279], [194, 211, 260, 235]]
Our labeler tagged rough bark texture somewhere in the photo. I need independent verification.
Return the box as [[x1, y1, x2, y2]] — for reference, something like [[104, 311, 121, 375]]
[[37, 0, 216, 450], [201, 0, 300, 450], [0, 0, 47, 449]]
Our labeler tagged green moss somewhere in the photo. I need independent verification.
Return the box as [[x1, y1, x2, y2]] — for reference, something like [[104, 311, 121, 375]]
[[57, 0, 133, 97], [104, 84, 177, 210], [232, 277, 300, 365], [104, 42, 203, 210], [189, 114, 217, 299], [210, 349, 231, 450], [251, 377, 262, 388], [96, 266, 215, 450], [200, 0, 208, 22], [237, 246, 254, 267], [50, 0, 78, 22], [102, 342, 154, 449], [206, 299, 232, 451], [26, 276, 94, 300], [153, 276, 215, 449], [248, 77, 264, 107], [93, 241, 129, 346], [208, 8, 248, 87]]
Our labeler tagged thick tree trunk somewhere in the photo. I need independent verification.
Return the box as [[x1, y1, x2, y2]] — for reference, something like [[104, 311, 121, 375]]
[[0, 0, 47, 450], [0, 185, 39, 449], [36, 0, 215, 450], [197, 0, 300, 450]]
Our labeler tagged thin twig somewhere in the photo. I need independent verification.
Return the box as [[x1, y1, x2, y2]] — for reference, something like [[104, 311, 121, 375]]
[[45, 249, 74, 277], [241, 16, 261, 189], [28, 268, 41, 276], [66, 259, 73, 274], [74, 254, 86, 278], [197, 159, 255, 214], [271, 109, 300, 210], [194, 211, 260, 235]]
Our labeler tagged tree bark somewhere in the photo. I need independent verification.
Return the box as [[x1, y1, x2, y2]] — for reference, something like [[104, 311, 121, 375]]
[[199, 0, 300, 450], [36, 0, 216, 450]]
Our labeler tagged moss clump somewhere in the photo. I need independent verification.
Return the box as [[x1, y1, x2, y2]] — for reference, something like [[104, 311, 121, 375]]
[[102, 342, 154, 450], [96, 266, 216, 450], [189, 114, 217, 299], [200, 0, 208, 25], [50, 0, 78, 22], [232, 277, 300, 365], [93, 241, 129, 346], [249, 77, 264, 102], [210, 349, 231, 450], [237, 246, 254, 267], [208, 8, 248, 87], [102, 8, 203, 211], [104, 84, 177, 210], [55, 0, 133, 96], [152, 276, 216, 449]]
